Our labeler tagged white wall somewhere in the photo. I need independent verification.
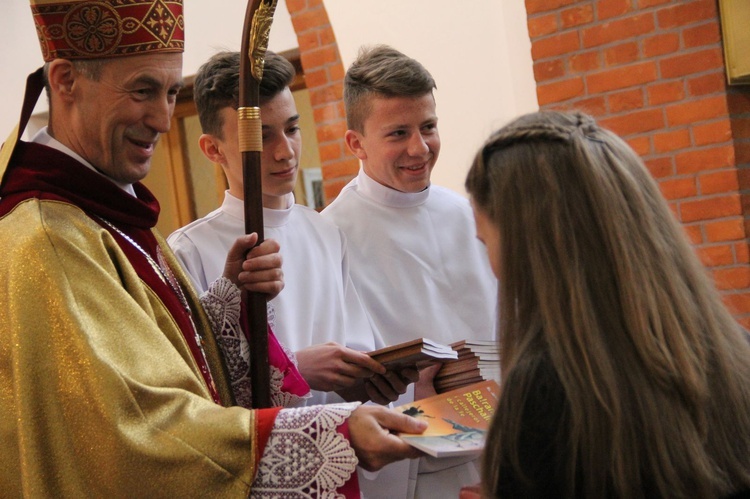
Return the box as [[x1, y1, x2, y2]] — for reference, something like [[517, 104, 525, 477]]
[[0, 0, 537, 195], [326, 0, 538, 194]]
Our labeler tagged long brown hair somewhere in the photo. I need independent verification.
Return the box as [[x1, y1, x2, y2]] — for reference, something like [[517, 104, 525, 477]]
[[466, 111, 750, 498]]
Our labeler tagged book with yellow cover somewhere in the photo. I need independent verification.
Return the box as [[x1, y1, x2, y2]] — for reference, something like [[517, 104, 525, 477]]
[[395, 379, 500, 458]]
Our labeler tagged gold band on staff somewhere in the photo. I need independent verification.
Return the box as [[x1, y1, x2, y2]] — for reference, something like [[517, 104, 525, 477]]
[[238, 107, 262, 152]]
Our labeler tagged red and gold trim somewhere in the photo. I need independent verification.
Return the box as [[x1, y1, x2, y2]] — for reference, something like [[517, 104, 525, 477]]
[[30, 0, 184, 62]]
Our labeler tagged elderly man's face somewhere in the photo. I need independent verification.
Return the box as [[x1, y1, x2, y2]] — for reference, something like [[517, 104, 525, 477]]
[[70, 52, 183, 184]]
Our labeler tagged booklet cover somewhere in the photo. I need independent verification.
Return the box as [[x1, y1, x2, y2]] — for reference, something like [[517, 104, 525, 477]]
[[395, 379, 500, 458]]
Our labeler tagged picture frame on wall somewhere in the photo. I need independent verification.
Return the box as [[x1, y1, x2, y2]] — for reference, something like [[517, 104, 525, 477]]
[[718, 0, 750, 85], [302, 167, 325, 211]]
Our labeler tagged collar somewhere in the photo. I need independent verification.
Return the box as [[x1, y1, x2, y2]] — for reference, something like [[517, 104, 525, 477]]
[[222, 191, 295, 228], [356, 168, 430, 208], [32, 127, 137, 196]]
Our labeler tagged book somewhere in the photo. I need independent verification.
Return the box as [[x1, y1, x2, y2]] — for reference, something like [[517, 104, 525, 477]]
[[367, 337, 458, 370], [337, 338, 459, 402], [434, 340, 501, 393], [395, 379, 500, 458]]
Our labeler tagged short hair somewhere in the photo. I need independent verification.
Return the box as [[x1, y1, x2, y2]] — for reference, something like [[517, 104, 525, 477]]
[[43, 58, 107, 96], [193, 50, 296, 138], [344, 45, 436, 132]]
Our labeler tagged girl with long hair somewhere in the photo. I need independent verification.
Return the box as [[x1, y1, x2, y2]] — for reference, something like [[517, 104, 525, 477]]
[[466, 110, 750, 498]]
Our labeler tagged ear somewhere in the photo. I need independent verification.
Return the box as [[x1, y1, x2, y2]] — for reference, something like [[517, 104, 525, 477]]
[[47, 59, 77, 103], [198, 133, 227, 165], [344, 129, 367, 161]]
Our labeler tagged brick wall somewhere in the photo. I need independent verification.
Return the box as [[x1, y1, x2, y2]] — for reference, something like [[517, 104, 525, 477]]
[[527, 0, 750, 327], [286, 0, 357, 204]]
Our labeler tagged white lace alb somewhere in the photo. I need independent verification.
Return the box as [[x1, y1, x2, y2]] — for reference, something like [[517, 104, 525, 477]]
[[251, 402, 360, 498]]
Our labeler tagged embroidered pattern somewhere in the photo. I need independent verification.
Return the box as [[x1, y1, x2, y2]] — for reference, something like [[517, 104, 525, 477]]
[[202, 277, 306, 409], [30, 0, 185, 62], [66, 3, 122, 56], [251, 403, 360, 498]]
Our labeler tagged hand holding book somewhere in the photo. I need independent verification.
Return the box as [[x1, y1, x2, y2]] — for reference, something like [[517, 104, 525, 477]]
[[394, 379, 500, 458], [337, 338, 458, 404]]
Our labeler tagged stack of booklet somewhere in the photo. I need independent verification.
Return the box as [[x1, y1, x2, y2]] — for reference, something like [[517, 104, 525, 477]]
[[367, 337, 458, 370], [434, 340, 500, 393]]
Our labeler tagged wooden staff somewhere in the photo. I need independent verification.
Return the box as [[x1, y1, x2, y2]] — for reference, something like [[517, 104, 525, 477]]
[[238, 0, 277, 409]]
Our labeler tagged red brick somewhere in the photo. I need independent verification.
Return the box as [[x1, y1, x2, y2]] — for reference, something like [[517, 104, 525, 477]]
[[723, 292, 750, 315], [561, 5, 593, 28], [315, 121, 347, 143], [300, 45, 338, 69], [665, 95, 729, 126], [537, 77, 585, 106], [313, 104, 339, 124], [321, 158, 359, 179], [647, 81, 685, 106], [682, 22, 721, 48], [531, 31, 580, 60], [297, 32, 320, 51], [693, 120, 732, 146], [659, 177, 697, 200], [609, 88, 644, 113], [712, 266, 750, 290], [705, 217, 745, 242], [587, 62, 658, 93], [329, 63, 345, 82], [318, 142, 343, 162], [309, 82, 343, 106], [526, 0, 576, 15], [682, 223, 703, 244], [735, 242, 750, 264], [645, 156, 674, 178], [657, 0, 718, 29], [599, 108, 664, 136], [322, 178, 349, 203], [528, 13, 559, 38], [570, 51, 600, 72], [642, 33, 680, 58], [286, 0, 306, 12], [319, 27, 337, 46], [571, 96, 607, 115], [303, 68, 328, 88], [688, 72, 727, 96], [660, 48, 724, 79], [604, 42, 639, 67], [582, 14, 655, 48], [291, 8, 330, 34], [598, 0, 631, 20], [698, 244, 736, 266], [626, 136, 651, 156], [700, 170, 740, 195], [638, 0, 672, 7], [653, 129, 691, 153], [680, 194, 742, 222], [534, 58, 566, 82], [675, 145, 735, 174]]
